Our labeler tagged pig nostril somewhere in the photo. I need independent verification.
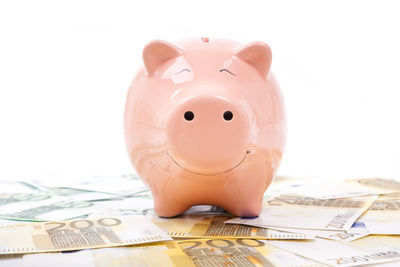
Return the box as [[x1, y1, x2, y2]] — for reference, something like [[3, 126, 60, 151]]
[[184, 111, 194, 121], [223, 111, 233, 121]]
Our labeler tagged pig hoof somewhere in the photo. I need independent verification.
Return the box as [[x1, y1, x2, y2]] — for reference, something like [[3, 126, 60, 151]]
[[225, 203, 262, 217], [154, 203, 189, 217]]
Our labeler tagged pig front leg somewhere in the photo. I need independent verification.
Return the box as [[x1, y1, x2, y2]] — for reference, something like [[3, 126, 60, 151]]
[[222, 193, 263, 217], [219, 170, 270, 217], [152, 193, 192, 217]]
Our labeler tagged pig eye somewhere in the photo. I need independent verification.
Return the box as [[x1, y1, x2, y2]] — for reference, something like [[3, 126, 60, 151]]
[[219, 69, 236, 76], [184, 111, 194, 121], [174, 69, 191, 75], [223, 111, 233, 121]]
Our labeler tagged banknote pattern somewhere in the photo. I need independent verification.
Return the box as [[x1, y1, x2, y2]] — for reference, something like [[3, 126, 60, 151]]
[[279, 177, 400, 199], [4, 239, 325, 267], [226, 194, 376, 231], [351, 194, 400, 235], [0, 175, 400, 267], [0, 215, 171, 254], [88, 207, 314, 239]]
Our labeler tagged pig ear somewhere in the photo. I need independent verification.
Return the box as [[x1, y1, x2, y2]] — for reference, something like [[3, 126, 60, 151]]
[[142, 40, 183, 77], [234, 42, 272, 78]]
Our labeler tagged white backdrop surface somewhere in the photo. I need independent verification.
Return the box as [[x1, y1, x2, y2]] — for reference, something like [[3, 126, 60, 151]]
[[0, 0, 399, 180]]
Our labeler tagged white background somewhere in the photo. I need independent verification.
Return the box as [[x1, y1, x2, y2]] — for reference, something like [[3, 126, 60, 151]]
[[0, 0, 399, 180]]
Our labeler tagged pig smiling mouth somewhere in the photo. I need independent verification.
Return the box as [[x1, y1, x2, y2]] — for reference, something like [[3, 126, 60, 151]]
[[166, 150, 251, 176]]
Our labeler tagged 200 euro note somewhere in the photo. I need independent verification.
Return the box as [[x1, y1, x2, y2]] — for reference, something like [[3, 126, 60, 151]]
[[150, 213, 314, 240], [266, 225, 368, 243], [0, 215, 171, 254], [8, 239, 327, 267], [278, 177, 400, 199], [89, 204, 314, 240], [268, 236, 400, 267], [226, 195, 376, 231]]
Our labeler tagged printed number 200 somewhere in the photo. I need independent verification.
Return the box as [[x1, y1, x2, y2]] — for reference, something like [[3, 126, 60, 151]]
[[45, 218, 122, 231]]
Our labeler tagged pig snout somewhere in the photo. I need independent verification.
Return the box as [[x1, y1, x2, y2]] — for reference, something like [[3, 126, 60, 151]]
[[166, 95, 251, 176]]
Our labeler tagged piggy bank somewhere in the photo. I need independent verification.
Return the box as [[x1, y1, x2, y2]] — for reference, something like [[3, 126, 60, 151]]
[[124, 37, 286, 217]]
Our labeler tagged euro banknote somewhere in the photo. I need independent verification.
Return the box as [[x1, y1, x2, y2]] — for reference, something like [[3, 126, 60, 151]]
[[0, 187, 126, 222], [4, 239, 326, 267], [1, 198, 106, 222], [267, 236, 400, 267], [266, 225, 369, 242], [226, 194, 376, 231], [89, 205, 314, 240], [0, 215, 171, 254], [23, 174, 148, 196], [353, 194, 400, 235], [0, 180, 41, 194], [151, 214, 314, 239], [279, 177, 400, 199]]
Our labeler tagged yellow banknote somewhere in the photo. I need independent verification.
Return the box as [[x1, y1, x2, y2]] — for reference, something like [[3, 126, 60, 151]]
[[150, 214, 314, 240], [266, 225, 368, 242], [226, 195, 376, 231], [89, 206, 314, 240], [268, 236, 400, 267], [0, 215, 171, 254], [16, 239, 326, 267]]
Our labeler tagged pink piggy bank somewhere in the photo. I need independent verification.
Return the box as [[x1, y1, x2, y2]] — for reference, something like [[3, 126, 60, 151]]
[[124, 38, 286, 217]]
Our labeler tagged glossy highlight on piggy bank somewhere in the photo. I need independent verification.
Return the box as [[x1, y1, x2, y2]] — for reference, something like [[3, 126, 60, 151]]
[[124, 38, 286, 217]]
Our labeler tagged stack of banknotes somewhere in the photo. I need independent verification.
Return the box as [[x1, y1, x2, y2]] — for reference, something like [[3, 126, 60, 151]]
[[1, 174, 400, 267]]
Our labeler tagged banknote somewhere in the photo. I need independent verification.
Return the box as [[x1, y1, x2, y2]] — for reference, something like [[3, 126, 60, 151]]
[[0, 215, 171, 254], [151, 214, 314, 239], [226, 195, 376, 231], [89, 204, 314, 240], [43, 187, 123, 201], [267, 236, 400, 267], [266, 225, 369, 242], [88, 203, 224, 220], [0, 180, 57, 218], [0, 219, 18, 227], [347, 236, 400, 267], [346, 222, 369, 235], [278, 177, 400, 199], [24, 173, 148, 196], [353, 195, 400, 235], [13, 239, 326, 267], [0, 187, 129, 222], [87, 194, 155, 217], [272, 175, 313, 184], [0, 254, 22, 267], [0, 192, 59, 218], [0, 180, 41, 194], [1, 200, 103, 221]]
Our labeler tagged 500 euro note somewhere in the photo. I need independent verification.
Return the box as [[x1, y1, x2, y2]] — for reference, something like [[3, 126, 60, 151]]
[[226, 195, 376, 231], [0, 215, 171, 254]]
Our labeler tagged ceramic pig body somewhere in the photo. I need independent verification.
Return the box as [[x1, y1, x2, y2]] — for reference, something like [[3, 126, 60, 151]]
[[124, 38, 286, 217]]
